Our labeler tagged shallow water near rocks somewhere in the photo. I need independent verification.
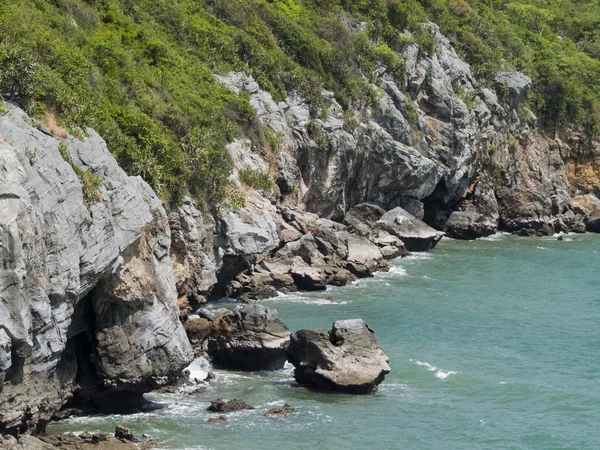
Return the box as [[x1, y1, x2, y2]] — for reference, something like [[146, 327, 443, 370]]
[[48, 234, 600, 449]]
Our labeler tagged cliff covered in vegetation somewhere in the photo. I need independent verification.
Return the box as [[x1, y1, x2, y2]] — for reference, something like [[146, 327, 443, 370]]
[[1, 0, 600, 436]]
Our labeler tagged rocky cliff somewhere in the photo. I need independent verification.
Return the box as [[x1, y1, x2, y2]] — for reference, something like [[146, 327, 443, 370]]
[[212, 24, 600, 241], [0, 105, 192, 433], [168, 23, 600, 300], [1, 21, 599, 435]]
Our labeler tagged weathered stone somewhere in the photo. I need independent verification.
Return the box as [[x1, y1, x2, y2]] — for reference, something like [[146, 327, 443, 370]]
[[290, 266, 327, 290], [207, 399, 255, 413], [206, 305, 290, 371], [115, 425, 134, 441], [287, 319, 390, 394], [494, 72, 532, 108], [0, 104, 192, 433], [445, 211, 497, 240], [343, 203, 386, 237], [264, 404, 296, 418], [378, 207, 444, 251], [587, 210, 600, 233]]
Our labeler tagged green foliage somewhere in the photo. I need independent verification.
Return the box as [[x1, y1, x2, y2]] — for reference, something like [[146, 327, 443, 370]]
[[0, 42, 38, 103], [264, 127, 286, 154], [226, 185, 246, 212], [2, 0, 600, 211], [343, 110, 361, 132], [307, 120, 329, 151], [58, 141, 103, 204], [454, 83, 480, 111], [238, 167, 274, 193], [182, 128, 234, 208]]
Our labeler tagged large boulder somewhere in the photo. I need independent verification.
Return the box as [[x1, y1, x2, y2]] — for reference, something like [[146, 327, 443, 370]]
[[587, 210, 600, 233], [287, 319, 390, 394], [206, 305, 290, 370], [445, 211, 497, 240], [377, 207, 444, 251], [343, 203, 386, 237]]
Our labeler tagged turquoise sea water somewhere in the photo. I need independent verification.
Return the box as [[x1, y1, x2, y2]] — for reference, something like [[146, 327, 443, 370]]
[[48, 234, 600, 449]]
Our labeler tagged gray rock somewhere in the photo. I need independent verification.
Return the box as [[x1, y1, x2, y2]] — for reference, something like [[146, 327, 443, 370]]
[[445, 211, 497, 240], [287, 319, 390, 394], [378, 207, 444, 251], [0, 104, 192, 432], [277, 152, 301, 195], [206, 305, 290, 371], [290, 266, 327, 291], [196, 308, 216, 322], [494, 72, 532, 108], [343, 203, 386, 237], [170, 198, 218, 302], [207, 398, 254, 413], [587, 210, 600, 233]]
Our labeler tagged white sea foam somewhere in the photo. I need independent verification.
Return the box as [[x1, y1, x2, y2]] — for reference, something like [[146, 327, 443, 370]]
[[478, 232, 510, 241], [270, 292, 348, 305], [410, 359, 458, 380], [388, 266, 408, 275], [435, 370, 457, 380], [184, 357, 212, 382], [403, 252, 433, 261]]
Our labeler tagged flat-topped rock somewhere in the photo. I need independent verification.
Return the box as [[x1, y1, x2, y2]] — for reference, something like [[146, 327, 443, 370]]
[[377, 207, 444, 251], [287, 319, 390, 394]]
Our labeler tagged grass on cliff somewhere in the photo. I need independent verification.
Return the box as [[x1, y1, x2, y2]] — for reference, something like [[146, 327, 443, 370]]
[[0, 0, 599, 206]]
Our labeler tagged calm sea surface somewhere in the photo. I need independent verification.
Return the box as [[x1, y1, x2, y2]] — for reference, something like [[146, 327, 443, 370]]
[[48, 234, 600, 449]]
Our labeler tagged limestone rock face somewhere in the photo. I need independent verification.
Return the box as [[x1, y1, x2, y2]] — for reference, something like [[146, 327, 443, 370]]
[[0, 105, 192, 433], [287, 319, 390, 394], [170, 198, 217, 302], [215, 22, 600, 241], [206, 305, 290, 371]]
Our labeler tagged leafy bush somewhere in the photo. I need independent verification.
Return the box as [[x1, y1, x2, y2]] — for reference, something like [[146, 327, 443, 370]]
[[2, 0, 600, 212], [58, 142, 103, 204], [238, 167, 274, 193]]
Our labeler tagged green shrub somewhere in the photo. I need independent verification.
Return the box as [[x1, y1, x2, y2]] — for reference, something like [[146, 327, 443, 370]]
[[58, 142, 103, 204], [238, 167, 274, 193], [307, 119, 329, 151]]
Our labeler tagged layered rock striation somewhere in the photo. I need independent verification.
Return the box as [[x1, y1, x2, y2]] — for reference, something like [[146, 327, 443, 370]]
[[0, 105, 192, 433]]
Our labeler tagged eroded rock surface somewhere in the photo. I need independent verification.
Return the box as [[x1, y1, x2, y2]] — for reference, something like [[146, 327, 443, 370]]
[[204, 305, 290, 371], [287, 319, 390, 394], [0, 105, 192, 433]]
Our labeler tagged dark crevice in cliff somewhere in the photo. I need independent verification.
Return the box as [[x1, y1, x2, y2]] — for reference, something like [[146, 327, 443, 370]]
[[422, 182, 457, 231]]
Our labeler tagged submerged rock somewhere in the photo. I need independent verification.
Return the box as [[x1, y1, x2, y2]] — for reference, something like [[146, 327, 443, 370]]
[[207, 399, 255, 413], [206, 305, 290, 371], [207, 416, 228, 423], [264, 404, 296, 418], [287, 319, 390, 394]]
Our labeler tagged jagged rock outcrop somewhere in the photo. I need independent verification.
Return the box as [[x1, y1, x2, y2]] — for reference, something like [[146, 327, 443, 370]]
[[287, 319, 390, 394], [215, 21, 600, 242], [203, 305, 290, 371], [0, 105, 192, 433], [170, 198, 217, 304]]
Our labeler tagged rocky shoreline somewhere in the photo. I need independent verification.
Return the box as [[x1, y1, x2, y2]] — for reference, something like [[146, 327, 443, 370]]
[[2, 19, 600, 446]]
